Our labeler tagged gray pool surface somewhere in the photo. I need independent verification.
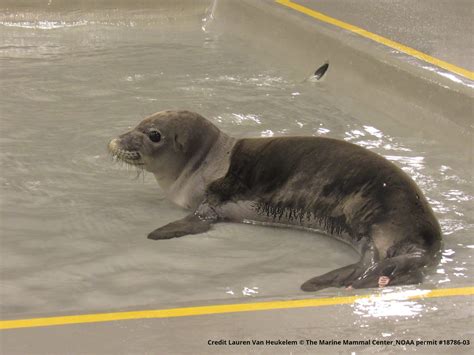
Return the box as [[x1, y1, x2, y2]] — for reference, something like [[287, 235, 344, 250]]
[[0, 1, 472, 354], [293, 0, 474, 71]]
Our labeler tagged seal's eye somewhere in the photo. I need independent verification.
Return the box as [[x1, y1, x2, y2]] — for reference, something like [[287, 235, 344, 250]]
[[148, 130, 161, 143]]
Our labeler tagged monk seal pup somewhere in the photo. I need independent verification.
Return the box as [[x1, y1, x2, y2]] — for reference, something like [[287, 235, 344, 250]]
[[108, 110, 442, 291]]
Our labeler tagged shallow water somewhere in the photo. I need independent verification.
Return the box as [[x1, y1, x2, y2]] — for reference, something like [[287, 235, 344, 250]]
[[0, 9, 472, 326]]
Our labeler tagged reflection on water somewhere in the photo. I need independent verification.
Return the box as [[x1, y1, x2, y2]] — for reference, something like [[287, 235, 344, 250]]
[[242, 286, 259, 297], [421, 65, 474, 89], [1, 20, 89, 29], [0, 9, 472, 329], [230, 113, 262, 125], [353, 289, 430, 318]]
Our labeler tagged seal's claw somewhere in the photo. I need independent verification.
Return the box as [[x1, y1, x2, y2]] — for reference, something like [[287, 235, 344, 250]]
[[378, 276, 390, 287]]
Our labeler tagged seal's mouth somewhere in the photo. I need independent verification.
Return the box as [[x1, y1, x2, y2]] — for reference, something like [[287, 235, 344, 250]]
[[108, 138, 144, 166]]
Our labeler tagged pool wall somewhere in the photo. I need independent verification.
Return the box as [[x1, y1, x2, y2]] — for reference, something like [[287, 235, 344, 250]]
[[6, 0, 471, 147], [210, 0, 472, 152]]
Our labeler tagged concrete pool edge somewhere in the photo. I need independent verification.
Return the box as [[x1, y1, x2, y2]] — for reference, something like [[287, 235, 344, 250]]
[[276, 0, 474, 82]]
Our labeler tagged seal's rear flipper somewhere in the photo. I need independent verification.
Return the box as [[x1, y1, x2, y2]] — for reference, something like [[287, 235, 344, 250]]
[[148, 214, 213, 240], [301, 239, 375, 292], [351, 254, 425, 289], [300, 262, 364, 292]]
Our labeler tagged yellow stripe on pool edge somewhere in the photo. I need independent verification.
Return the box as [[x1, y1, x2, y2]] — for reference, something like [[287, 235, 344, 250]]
[[276, 0, 474, 81], [1, 287, 473, 330]]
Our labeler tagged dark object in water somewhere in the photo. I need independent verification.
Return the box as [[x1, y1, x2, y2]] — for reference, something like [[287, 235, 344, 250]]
[[314, 62, 329, 80]]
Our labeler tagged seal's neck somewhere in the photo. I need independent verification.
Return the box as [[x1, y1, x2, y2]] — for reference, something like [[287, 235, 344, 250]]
[[163, 132, 236, 210]]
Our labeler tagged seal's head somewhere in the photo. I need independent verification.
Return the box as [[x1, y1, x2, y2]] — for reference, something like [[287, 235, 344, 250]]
[[108, 110, 221, 190]]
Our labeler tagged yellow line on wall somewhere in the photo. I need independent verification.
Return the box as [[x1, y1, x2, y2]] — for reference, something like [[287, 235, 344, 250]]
[[1, 287, 473, 330], [275, 0, 474, 81]]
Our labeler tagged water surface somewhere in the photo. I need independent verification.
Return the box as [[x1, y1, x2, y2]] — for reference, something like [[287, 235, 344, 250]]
[[0, 10, 472, 330]]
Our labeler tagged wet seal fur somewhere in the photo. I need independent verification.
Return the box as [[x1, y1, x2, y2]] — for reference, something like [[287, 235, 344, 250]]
[[108, 110, 442, 291]]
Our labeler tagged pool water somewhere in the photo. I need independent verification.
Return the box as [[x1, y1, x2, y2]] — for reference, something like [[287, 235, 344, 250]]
[[0, 9, 472, 320]]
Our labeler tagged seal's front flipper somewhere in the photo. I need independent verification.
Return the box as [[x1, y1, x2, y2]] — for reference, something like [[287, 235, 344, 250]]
[[148, 214, 213, 240]]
